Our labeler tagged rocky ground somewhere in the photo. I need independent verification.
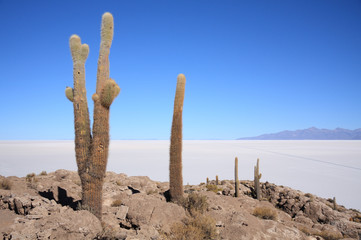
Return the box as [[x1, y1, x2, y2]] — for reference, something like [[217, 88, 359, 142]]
[[0, 170, 360, 239]]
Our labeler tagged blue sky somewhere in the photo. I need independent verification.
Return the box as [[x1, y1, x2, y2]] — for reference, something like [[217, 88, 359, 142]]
[[0, 0, 360, 140]]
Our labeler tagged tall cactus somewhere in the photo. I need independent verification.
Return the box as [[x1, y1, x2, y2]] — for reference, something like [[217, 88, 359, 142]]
[[169, 74, 186, 202], [254, 158, 262, 200], [235, 157, 240, 197], [66, 12, 120, 219]]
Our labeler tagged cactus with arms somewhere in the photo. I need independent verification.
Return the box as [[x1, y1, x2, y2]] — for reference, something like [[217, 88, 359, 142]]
[[254, 158, 262, 200], [66, 12, 120, 219], [169, 74, 186, 202]]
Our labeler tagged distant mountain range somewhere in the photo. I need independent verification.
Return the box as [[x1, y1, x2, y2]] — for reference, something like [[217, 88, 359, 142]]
[[238, 127, 361, 140]]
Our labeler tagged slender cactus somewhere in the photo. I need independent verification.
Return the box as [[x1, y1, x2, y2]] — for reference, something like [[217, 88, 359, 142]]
[[235, 157, 240, 197], [333, 197, 337, 210], [216, 175, 219, 185], [206, 177, 209, 185], [66, 12, 120, 220], [254, 158, 262, 200], [169, 74, 186, 202]]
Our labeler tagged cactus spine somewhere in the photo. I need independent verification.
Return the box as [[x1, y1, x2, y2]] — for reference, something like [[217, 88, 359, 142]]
[[235, 157, 240, 197], [169, 74, 186, 202], [254, 158, 262, 200], [66, 12, 119, 220]]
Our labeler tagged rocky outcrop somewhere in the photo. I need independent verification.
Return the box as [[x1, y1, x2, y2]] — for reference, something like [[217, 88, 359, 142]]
[[257, 181, 361, 239], [1, 170, 360, 239], [0, 190, 102, 239]]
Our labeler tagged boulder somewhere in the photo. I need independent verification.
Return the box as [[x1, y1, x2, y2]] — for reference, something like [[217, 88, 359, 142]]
[[8, 209, 101, 240]]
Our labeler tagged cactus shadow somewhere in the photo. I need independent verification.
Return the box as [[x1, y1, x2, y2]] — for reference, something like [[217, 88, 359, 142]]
[[38, 186, 81, 210]]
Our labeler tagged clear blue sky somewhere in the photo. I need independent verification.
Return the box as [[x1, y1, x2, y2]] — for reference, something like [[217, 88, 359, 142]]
[[1, 0, 360, 140]]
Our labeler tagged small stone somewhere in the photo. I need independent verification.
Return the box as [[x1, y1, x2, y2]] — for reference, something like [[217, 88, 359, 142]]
[[216, 221, 225, 227], [25, 215, 43, 220], [116, 205, 129, 220]]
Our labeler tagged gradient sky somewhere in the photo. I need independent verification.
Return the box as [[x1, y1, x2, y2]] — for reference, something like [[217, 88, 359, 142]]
[[1, 0, 360, 140]]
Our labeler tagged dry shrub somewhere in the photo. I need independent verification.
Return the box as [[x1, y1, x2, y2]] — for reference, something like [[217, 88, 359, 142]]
[[305, 193, 315, 203], [220, 180, 227, 185], [317, 230, 342, 240], [26, 173, 38, 189], [39, 171, 47, 176], [181, 192, 208, 216], [26, 173, 36, 182], [165, 191, 218, 239], [206, 184, 222, 193], [96, 222, 126, 240], [169, 214, 218, 240], [253, 206, 278, 220], [146, 189, 158, 195], [111, 199, 122, 207], [0, 179, 11, 190], [305, 193, 313, 198], [298, 225, 316, 236], [298, 226, 342, 240]]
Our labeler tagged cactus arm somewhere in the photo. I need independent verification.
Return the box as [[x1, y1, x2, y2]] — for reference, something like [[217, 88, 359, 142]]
[[65, 87, 74, 102], [91, 12, 114, 173], [169, 73, 186, 202], [95, 12, 113, 92], [92, 93, 99, 102], [100, 78, 121, 108], [69, 34, 91, 178]]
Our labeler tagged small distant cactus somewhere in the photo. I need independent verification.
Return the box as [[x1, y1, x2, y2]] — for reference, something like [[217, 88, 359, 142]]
[[333, 197, 337, 210], [254, 158, 262, 200], [235, 157, 239, 197], [206, 177, 209, 185], [169, 74, 186, 202], [66, 12, 120, 220], [216, 175, 219, 185]]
